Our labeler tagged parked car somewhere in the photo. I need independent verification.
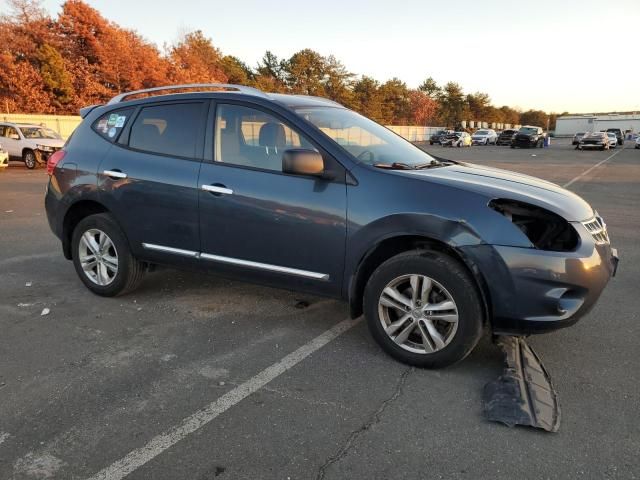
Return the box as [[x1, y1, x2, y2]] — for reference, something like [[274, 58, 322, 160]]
[[0, 122, 65, 169], [606, 128, 624, 146], [441, 131, 472, 147], [635, 135, 640, 149], [471, 129, 498, 145], [0, 143, 8, 168], [45, 83, 618, 368], [578, 132, 611, 150], [572, 132, 588, 145], [429, 129, 453, 145], [605, 132, 618, 148], [511, 126, 546, 148], [496, 129, 517, 146]]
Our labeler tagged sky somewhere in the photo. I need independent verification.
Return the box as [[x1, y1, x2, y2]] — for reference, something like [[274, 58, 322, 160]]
[[4, 0, 640, 113]]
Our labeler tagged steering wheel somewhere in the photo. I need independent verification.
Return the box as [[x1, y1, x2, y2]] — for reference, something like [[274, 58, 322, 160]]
[[357, 150, 375, 163]]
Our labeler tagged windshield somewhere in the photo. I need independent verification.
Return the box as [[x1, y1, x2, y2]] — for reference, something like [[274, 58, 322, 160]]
[[296, 107, 436, 167], [475, 130, 489, 135], [19, 126, 62, 139], [519, 127, 539, 134]]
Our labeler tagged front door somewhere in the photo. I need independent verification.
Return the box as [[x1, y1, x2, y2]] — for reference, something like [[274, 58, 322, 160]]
[[197, 102, 347, 295]]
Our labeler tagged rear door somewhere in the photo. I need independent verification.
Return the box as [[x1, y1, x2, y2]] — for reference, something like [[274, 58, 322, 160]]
[[97, 101, 207, 259], [197, 102, 348, 296]]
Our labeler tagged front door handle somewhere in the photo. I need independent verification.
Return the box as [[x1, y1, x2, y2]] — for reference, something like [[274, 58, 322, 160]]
[[202, 184, 233, 195], [103, 169, 127, 179]]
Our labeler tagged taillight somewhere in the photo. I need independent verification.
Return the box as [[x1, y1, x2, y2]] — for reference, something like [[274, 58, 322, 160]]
[[47, 150, 66, 176]]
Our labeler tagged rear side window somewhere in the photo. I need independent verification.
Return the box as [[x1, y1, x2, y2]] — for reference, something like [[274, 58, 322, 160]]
[[92, 108, 134, 142], [129, 103, 204, 159]]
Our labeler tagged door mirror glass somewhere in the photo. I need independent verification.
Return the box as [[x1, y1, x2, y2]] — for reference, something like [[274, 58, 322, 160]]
[[282, 149, 327, 177]]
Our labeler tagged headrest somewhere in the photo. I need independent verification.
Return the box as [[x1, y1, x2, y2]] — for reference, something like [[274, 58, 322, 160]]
[[259, 122, 286, 148]]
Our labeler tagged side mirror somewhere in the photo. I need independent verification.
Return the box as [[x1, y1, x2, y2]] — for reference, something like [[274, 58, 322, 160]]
[[282, 149, 335, 180]]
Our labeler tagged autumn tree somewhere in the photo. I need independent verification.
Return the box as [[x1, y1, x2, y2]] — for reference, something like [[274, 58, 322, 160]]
[[409, 90, 438, 126], [169, 30, 227, 84]]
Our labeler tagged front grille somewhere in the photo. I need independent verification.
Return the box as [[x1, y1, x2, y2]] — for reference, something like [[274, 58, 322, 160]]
[[583, 215, 609, 244]]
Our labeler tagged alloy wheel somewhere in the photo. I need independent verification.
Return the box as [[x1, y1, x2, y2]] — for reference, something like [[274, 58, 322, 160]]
[[78, 228, 119, 285], [24, 152, 36, 169], [378, 274, 459, 354]]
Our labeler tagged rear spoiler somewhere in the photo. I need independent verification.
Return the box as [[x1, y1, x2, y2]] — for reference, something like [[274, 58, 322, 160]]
[[79, 104, 102, 119]]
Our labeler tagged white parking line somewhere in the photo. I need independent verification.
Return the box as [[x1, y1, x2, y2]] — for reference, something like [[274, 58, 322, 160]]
[[563, 147, 624, 188], [87, 317, 362, 480]]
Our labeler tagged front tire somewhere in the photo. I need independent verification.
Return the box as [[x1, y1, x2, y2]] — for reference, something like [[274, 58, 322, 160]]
[[71, 213, 145, 296], [364, 251, 484, 368], [23, 150, 36, 169]]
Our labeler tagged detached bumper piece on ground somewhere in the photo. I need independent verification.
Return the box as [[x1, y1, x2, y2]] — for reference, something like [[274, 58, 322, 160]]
[[483, 336, 560, 432]]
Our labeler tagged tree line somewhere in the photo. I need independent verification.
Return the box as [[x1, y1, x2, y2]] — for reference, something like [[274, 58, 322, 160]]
[[0, 0, 566, 128]]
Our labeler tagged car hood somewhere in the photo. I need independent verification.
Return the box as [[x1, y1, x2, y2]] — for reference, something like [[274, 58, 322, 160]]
[[28, 138, 65, 148], [401, 162, 594, 221]]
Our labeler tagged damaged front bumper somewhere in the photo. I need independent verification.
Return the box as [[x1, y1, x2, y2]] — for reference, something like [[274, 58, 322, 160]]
[[483, 336, 560, 432], [459, 223, 618, 335]]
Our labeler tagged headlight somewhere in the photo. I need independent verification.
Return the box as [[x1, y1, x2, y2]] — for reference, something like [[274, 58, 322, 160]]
[[489, 199, 579, 251], [37, 144, 54, 152]]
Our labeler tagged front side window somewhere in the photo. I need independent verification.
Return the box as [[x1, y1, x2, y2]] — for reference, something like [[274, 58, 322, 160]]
[[215, 104, 317, 172], [129, 103, 204, 158], [296, 107, 436, 167]]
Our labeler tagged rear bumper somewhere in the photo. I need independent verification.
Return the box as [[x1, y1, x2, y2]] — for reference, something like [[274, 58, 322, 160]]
[[459, 225, 618, 334]]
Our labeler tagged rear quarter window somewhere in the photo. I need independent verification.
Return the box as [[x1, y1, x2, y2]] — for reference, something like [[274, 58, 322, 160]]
[[92, 108, 134, 142]]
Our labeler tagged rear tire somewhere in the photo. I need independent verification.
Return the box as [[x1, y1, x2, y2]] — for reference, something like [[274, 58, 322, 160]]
[[364, 250, 484, 368], [71, 213, 145, 297], [23, 150, 36, 169]]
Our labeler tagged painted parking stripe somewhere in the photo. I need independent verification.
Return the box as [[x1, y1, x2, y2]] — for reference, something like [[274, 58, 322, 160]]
[[563, 146, 624, 188], [87, 317, 362, 480]]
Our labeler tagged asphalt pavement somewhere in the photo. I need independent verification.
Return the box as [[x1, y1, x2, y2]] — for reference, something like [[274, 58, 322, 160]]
[[1, 138, 638, 479]]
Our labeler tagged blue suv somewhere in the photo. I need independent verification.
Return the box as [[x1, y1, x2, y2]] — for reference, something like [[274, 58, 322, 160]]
[[45, 84, 618, 368]]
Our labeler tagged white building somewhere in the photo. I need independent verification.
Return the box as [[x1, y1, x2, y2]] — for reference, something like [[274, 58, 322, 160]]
[[555, 113, 640, 137]]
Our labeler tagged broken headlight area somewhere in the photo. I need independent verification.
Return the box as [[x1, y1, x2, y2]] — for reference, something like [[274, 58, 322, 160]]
[[489, 199, 579, 252]]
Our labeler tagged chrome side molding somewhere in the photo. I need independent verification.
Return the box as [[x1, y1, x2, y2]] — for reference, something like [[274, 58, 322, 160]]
[[141, 243, 199, 258], [141, 243, 329, 281]]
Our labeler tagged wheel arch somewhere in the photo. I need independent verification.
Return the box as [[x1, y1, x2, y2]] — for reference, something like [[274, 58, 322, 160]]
[[348, 234, 491, 324], [62, 200, 111, 259]]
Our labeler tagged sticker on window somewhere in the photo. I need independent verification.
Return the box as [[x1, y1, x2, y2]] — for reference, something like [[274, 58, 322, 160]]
[[108, 127, 117, 138], [97, 119, 108, 133], [108, 114, 119, 126], [115, 116, 126, 128]]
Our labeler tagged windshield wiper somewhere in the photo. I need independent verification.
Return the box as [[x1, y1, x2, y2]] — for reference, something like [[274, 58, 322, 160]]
[[373, 162, 416, 170]]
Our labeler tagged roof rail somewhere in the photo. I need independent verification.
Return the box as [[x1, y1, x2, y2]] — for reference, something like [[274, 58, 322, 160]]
[[106, 83, 267, 105]]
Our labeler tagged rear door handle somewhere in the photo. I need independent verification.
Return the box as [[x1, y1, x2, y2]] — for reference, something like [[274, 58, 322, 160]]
[[202, 184, 233, 195], [103, 169, 127, 179]]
